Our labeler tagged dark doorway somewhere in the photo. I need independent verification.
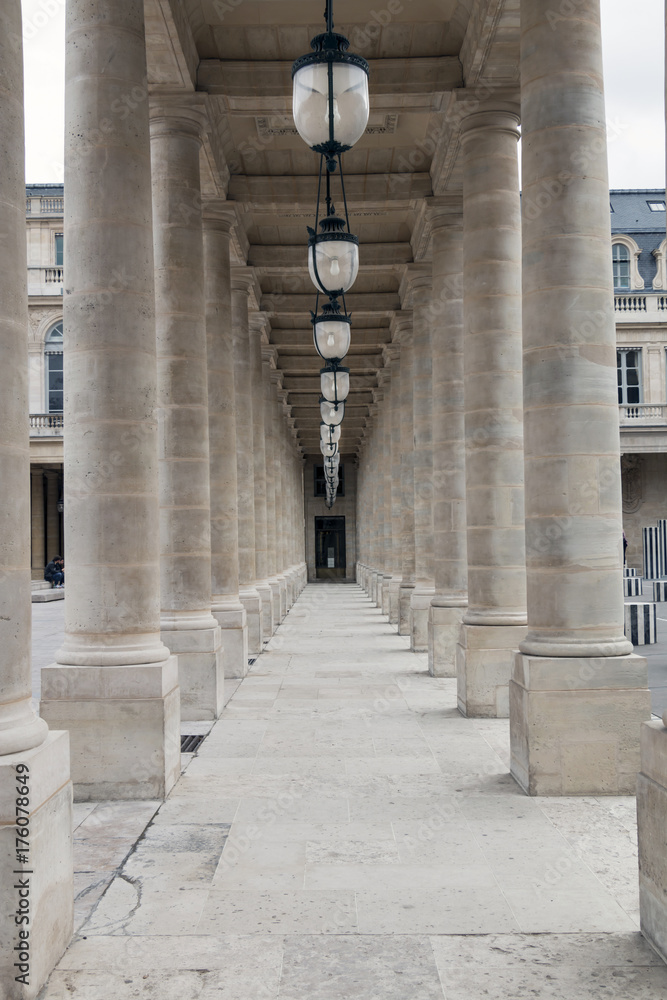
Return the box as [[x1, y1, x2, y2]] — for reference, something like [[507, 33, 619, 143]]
[[315, 516, 346, 579]]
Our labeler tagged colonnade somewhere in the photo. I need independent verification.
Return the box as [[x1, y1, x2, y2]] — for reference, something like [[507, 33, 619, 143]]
[[357, 0, 651, 800], [0, 0, 306, 882]]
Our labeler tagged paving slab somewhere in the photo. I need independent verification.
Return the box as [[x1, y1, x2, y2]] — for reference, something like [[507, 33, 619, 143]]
[[34, 582, 667, 998]]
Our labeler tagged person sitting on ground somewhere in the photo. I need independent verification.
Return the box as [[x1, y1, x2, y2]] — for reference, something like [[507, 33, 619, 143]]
[[45, 555, 64, 588]]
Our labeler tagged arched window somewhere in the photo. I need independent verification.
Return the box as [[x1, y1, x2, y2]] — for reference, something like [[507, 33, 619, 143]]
[[45, 321, 63, 413], [612, 243, 631, 289]]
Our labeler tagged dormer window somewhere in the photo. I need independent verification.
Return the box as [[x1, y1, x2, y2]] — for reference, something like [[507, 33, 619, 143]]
[[612, 244, 630, 289]]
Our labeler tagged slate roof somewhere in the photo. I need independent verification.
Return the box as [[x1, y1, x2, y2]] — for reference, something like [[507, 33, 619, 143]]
[[26, 184, 64, 197], [610, 190, 666, 290]]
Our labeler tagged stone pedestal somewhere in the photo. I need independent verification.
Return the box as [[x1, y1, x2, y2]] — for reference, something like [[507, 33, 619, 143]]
[[510, 652, 649, 795], [240, 589, 262, 657], [428, 604, 466, 678], [399, 584, 414, 636], [0, 733, 73, 999], [410, 587, 435, 653], [161, 623, 223, 722], [388, 577, 402, 626], [42, 658, 181, 800], [638, 719, 667, 963], [213, 604, 248, 680], [458, 624, 527, 717]]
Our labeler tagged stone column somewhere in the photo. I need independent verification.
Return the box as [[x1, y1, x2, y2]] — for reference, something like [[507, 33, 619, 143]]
[[0, 3, 72, 986], [456, 103, 528, 718], [31, 466, 45, 577], [511, 0, 650, 795], [637, 10, 667, 942], [232, 269, 262, 654], [45, 467, 62, 560], [379, 383, 394, 613], [405, 269, 435, 651], [203, 202, 248, 679], [151, 99, 223, 721], [264, 354, 281, 627], [395, 313, 415, 633], [273, 385, 289, 617], [387, 346, 402, 625], [42, 0, 180, 800], [428, 199, 468, 677], [249, 314, 273, 637]]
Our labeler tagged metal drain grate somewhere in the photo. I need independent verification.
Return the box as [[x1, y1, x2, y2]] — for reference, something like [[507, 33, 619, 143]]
[[248, 657, 257, 666], [180, 734, 206, 754]]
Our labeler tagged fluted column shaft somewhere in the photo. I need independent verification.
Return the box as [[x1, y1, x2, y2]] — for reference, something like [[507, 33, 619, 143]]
[[203, 203, 248, 678], [42, 0, 179, 799], [511, 0, 649, 797], [457, 105, 527, 718], [428, 204, 468, 676]]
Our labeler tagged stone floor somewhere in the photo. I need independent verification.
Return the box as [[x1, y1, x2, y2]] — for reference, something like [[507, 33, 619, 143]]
[[35, 583, 667, 999]]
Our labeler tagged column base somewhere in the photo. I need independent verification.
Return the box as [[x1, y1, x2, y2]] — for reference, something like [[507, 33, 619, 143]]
[[40, 657, 180, 801], [457, 623, 528, 718], [239, 589, 262, 656], [428, 603, 466, 677], [398, 584, 414, 636], [410, 587, 435, 652], [269, 578, 282, 628], [256, 583, 274, 641], [161, 625, 224, 721], [380, 575, 392, 616], [0, 731, 73, 998], [638, 720, 667, 962], [278, 576, 287, 619], [388, 576, 401, 626], [510, 651, 650, 795], [212, 604, 248, 680]]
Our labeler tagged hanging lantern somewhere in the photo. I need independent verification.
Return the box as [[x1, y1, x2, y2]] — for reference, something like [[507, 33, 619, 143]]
[[320, 398, 345, 426], [320, 440, 338, 458], [320, 365, 349, 404], [312, 297, 351, 363], [292, 1, 370, 170], [320, 422, 341, 444], [308, 208, 359, 296]]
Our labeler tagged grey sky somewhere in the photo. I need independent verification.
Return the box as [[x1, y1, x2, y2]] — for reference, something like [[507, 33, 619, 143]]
[[20, 0, 666, 190]]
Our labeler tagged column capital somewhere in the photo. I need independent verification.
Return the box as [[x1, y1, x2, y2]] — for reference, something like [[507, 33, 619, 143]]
[[249, 309, 271, 342], [149, 93, 208, 141], [459, 101, 520, 142], [261, 345, 278, 368], [202, 199, 238, 234], [390, 309, 412, 345], [231, 266, 260, 303], [425, 195, 463, 230], [383, 342, 400, 365], [399, 264, 431, 307]]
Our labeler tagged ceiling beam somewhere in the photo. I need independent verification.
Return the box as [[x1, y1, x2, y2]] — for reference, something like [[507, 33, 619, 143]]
[[198, 57, 463, 102]]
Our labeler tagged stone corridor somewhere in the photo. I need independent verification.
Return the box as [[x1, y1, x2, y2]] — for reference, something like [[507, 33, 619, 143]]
[[39, 583, 667, 998]]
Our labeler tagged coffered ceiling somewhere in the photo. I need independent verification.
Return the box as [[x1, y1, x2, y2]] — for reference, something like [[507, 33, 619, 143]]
[[145, 0, 520, 457]]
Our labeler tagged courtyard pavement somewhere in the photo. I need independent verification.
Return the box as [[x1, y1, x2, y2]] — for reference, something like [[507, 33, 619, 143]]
[[35, 583, 667, 998]]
